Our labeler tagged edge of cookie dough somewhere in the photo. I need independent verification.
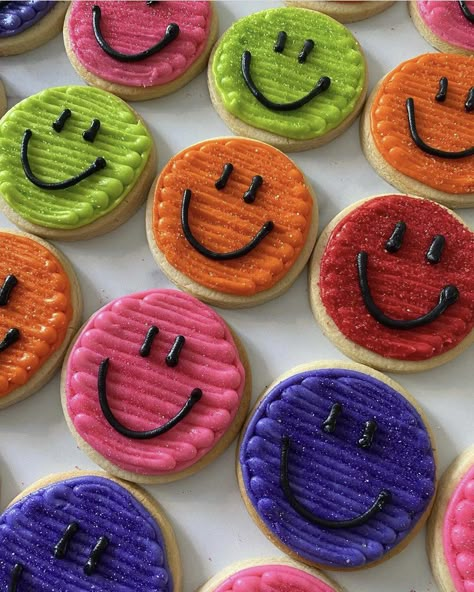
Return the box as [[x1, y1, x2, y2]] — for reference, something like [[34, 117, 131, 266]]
[[284, 1, 395, 23], [308, 193, 474, 374], [236, 359, 438, 571]]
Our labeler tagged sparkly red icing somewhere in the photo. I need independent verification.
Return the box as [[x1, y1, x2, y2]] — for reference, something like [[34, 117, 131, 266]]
[[317, 195, 474, 361]]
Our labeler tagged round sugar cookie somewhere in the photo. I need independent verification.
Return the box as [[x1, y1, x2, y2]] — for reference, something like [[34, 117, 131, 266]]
[[409, 1, 474, 56], [361, 53, 474, 208], [237, 360, 437, 571], [0, 228, 82, 410], [64, 0, 217, 101], [428, 446, 474, 592], [284, 1, 395, 23], [0, 1, 68, 57], [0, 78, 6, 117], [208, 7, 367, 152], [62, 289, 251, 484], [147, 137, 318, 308], [0, 471, 181, 591], [198, 557, 342, 592], [309, 194, 474, 373], [0, 85, 156, 240]]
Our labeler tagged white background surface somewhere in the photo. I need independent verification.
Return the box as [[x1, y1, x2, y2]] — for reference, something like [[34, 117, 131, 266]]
[[0, 2, 473, 591]]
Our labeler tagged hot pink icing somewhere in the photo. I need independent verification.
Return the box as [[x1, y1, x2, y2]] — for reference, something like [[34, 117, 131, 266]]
[[67, 0, 212, 87], [417, 1, 474, 51], [65, 289, 245, 475], [213, 565, 336, 592], [443, 464, 474, 591]]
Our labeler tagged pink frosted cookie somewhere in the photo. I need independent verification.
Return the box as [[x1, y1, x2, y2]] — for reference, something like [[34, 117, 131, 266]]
[[64, 0, 218, 100], [428, 446, 474, 592], [61, 289, 250, 483], [197, 558, 343, 592], [409, 1, 474, 55]]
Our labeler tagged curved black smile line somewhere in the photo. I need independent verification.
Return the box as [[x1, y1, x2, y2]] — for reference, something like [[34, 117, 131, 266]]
[[406, 98, 474, 159], [21, 130, 106, 190], [181, 189, 274, 261], [9, 563, 23, 592], [280, 436, 391, 529], [458, 0, 474, 22], [357, 251, 459, 330], [241, 51, 331, 112], [98, 358, 202, 440], [92, 5, 180, 63]]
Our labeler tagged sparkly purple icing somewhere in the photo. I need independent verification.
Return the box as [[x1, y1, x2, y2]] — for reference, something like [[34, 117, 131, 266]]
[[0, 475, 173, 591], [0, 1, 54, 37], [239, 368, 436, 569]]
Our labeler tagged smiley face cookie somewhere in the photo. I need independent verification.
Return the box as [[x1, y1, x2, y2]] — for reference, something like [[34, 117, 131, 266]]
[[147, 138, 317, 308], [238, 361, 437, 570], [198, 557, 343, 592], [0, 471, 181, 591], [0, 85, 156, 240], [310, 194, 474, 373], [361, 53, 474, 208], [428, 446, 474, 592], [0, 1, 68, 57], [0, 229, 81, 410], [409, 1, 474, 56], [208, 8, 367, 152], [64, 1, 217, 101], [284, 1, 395, 24], [62, 289, 250, 483]]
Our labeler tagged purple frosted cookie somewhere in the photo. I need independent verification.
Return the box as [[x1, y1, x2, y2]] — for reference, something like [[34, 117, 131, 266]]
[[0, 472, 181, 591], [238, 361, 437, 570]]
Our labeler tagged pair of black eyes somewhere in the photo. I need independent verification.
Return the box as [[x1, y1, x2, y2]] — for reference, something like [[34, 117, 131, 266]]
[[385, 221, 445, 264], [273, 31, 314, 64], [322, 403, 377, 449], [434, 77, 474, 112], [52, 109, 101, 143], [214, 163, 263, 204], [139, 325, 185, 366]]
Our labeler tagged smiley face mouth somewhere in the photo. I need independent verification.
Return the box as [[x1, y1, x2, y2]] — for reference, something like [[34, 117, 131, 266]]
[[458, 0, 474, 22], [21, 129, 106, 190], [357, 251, 459, 329], [92, 5, 180, 63], [98, 358, 202, 440], [406, 98, 474, 159], [241, 51, 331, 112], [181, 188, 274, 260], [280, 435, 391, 529]]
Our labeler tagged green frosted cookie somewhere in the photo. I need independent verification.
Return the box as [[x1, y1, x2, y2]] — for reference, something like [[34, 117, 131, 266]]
[[209, 7, 367, 151], [0, 86, 156, 240]]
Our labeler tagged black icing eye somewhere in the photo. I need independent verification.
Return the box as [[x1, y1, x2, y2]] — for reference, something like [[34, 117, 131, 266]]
[[465, 87, 474, 112], [274, 31, 287, 53], [385, 221, 406, 253], [243, 175, 263, 204], [54, 522, 79, 559], [358, 419, 377, 449], [83, 119, 100, 143], [298, 39, 315, 64], [435, 77, 448, 102], [321, 402, 342, 433], [52, 109, 71, 132], [426, 234, 445, 264], [146, 0, 158, 5], [84, 536, 109, 576], [139, 325, 159, 357], [215, 163, 233, 190], [166, 335, 185, 367]]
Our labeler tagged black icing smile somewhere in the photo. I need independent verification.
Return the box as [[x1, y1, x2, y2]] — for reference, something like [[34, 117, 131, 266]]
[[92, 4, 179, 63], [458, 0, 474, 22], [98, 328, 202, 440]]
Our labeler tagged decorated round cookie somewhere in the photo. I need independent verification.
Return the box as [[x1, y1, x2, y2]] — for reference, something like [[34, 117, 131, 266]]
[[284, 1, 395, 23], [0, 85, 156, 241], [428, 446, 474, 592], [0, 471, 181, 591], [62, 289, 250, 483], [208, 8, 367, 152], [409, 1, 474, 56], [361, 53, 474, 208], [198, 557, 342, 592], [310, 194, 474, 373], [0, 1, 67, 56], [64, 0, 217, 101], [238, 361, 437, 570], [0, 229, 81, 409], [147, 137, 318, 308]]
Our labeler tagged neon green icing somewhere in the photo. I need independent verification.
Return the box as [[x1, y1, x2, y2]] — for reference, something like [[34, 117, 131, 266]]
[[212, 7, 366, 140], [0, 86, 152, 229]]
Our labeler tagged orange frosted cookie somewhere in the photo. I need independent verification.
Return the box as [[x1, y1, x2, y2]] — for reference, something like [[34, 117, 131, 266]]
[[361, 53, 474, 208], [0, 229, 81, 408], [146, 137, 318, 308]]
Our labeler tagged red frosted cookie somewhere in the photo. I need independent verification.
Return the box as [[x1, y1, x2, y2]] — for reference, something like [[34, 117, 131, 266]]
[[309, 194, 474, 373]]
